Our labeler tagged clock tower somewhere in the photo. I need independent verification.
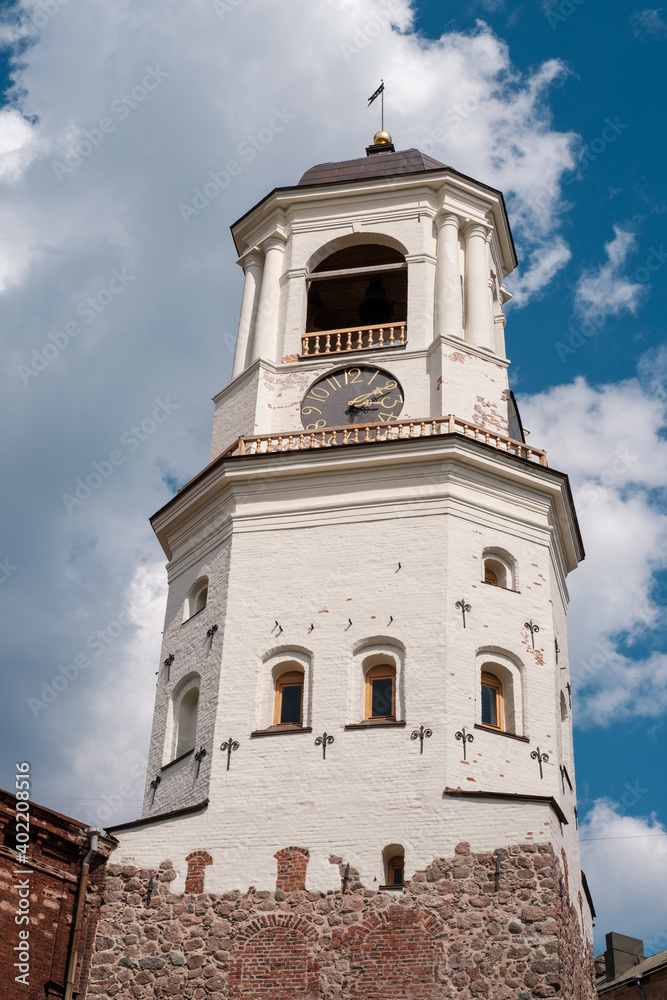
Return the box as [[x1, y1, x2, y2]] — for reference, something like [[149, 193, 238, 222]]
[[98, 135, 596, 1000]]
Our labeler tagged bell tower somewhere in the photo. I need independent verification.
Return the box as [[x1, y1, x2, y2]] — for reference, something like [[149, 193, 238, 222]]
[[102, 136, 596, 1000]]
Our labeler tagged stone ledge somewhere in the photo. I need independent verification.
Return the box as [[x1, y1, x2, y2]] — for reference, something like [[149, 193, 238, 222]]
[[250, 725, 313, 738], [473, 723, 530, 743], [344, 719, 407, 730]]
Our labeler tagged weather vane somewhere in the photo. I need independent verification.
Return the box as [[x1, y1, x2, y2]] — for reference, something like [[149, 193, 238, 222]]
[[368, 79, 385, 132]]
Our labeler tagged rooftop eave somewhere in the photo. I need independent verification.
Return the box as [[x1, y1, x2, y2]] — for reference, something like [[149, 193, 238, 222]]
[[231, 164, 517, 276], [151, 434, 583, 570]]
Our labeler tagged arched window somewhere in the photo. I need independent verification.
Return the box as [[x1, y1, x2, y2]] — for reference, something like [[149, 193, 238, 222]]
[[365, 663, 396, 720], [382, 844, 405, 888], [306, 244, 407, 336], [273, 670, 304, 726], [175, 684, 199, 756], [482, 549, 515, 590], [184, 576, 208, 622], [481, 671, 504, 731], [560, 690, 568, 721], [192, 584, 208, 615]]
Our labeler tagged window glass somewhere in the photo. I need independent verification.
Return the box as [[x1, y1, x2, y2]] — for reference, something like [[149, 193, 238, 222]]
[[280, 684, 303, 725], [371, 677, 393, 718], [481, 682, 498, 727]]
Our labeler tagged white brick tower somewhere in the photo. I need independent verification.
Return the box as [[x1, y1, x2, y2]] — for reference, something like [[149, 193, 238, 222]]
[[107, 136, 594, 991]]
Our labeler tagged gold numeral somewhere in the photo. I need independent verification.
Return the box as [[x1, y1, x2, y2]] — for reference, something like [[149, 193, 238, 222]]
[[326, 375, 341, 390], [367, 369, 380, 385], [302, 405, 322, 416]]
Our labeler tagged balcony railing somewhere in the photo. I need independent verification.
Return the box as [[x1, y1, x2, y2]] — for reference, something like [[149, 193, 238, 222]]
[[300, 323, 407, 358], [221, 414, 547, 466]]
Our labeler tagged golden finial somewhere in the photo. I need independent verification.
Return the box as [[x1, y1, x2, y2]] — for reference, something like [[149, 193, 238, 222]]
[[373, 130, 392, 145]]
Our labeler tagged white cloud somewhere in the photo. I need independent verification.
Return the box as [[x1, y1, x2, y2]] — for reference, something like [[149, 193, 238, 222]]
[[508, 235, 571, 306], [581, 800, 667, 955], [630, 8, 667, 36], [574, 226, 646, 326], [519, 362, 667, 726]]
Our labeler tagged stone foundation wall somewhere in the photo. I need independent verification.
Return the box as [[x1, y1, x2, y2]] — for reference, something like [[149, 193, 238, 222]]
[[81, 841, 596, 999]]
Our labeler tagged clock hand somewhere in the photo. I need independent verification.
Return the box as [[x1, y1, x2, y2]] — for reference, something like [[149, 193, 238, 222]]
[[348, 388, 389, 405]]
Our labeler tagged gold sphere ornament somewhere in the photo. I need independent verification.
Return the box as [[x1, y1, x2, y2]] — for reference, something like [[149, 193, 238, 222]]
[[373, 131, 393, 145]]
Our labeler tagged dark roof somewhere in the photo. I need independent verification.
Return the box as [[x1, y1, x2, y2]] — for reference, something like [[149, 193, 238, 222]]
[[298, 148, 448, 186], [598, 948, 667, 993]]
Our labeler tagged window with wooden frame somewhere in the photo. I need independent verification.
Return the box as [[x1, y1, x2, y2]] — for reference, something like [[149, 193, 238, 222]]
[[273, 670, 304, 726], [481, 671, 504, 731], [482, 549, 515, 590], [365, 663, 396, 720], [387, 854, 404, 886]]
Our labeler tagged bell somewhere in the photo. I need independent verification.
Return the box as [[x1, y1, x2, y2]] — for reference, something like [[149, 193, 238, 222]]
[[357, 277, 394, 325]]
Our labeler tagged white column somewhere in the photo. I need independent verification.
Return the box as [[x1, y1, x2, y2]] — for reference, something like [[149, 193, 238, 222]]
[[250, 235, 287, 364], [464, 224, 494, 351], [232, 250, 264, 378], [434, 213, 463, 340]]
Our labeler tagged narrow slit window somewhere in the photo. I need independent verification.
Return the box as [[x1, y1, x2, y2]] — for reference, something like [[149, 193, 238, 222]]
[[365, 664, 396, 720], [274, 670, 304, 726], [481, 671, 503, 730]]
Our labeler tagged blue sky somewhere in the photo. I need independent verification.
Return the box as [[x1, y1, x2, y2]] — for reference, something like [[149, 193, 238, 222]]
[[0, 0, 666, 956]]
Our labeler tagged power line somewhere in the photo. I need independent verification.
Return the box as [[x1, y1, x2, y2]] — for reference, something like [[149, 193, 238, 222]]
[[580, 832, 667, 842]]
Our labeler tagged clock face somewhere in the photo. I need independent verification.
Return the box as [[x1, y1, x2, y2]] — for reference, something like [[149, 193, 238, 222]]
[[300, 364, 404, 430]]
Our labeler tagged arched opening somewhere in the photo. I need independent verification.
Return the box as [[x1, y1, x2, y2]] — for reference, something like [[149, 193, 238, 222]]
[[184, 576, 209, 621], [305, 244, 407, 342], [273, 669, 304, 726], [176, 686, 199, 756], [482, 549, 515, 590], [560, 690, 568, 721], [382, 844, 405, 888]]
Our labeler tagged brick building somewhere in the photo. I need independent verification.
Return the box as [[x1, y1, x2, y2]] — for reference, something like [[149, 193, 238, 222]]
[[596, 933, 667, 999], [0, 788, 115, 1000]]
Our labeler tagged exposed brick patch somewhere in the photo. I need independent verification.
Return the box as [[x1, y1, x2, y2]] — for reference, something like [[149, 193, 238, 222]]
[[229, 914, 320, 998], [346, 907, 444, 998], [82, 843, 596, 999], [274, 845, 309, 891], [184, 849, 213, 893]]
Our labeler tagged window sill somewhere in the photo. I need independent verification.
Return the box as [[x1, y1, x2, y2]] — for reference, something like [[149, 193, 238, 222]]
[[182, 608, 205, 625], [250, 725, 313, 738], [344, 719, 406, 730], [379, 884, 404, 893], [481, 581, 520, 594], [161, 748, 194, 771], [474, 724, 529, 743]]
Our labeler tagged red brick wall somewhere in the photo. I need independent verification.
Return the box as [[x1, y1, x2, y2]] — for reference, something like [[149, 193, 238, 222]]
[[184, 849, 213, 893], [599, 972, 667, 999], [274, 846, 309, 891], [0, 790, 112, 1000], [81, 841, 598, 999]]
